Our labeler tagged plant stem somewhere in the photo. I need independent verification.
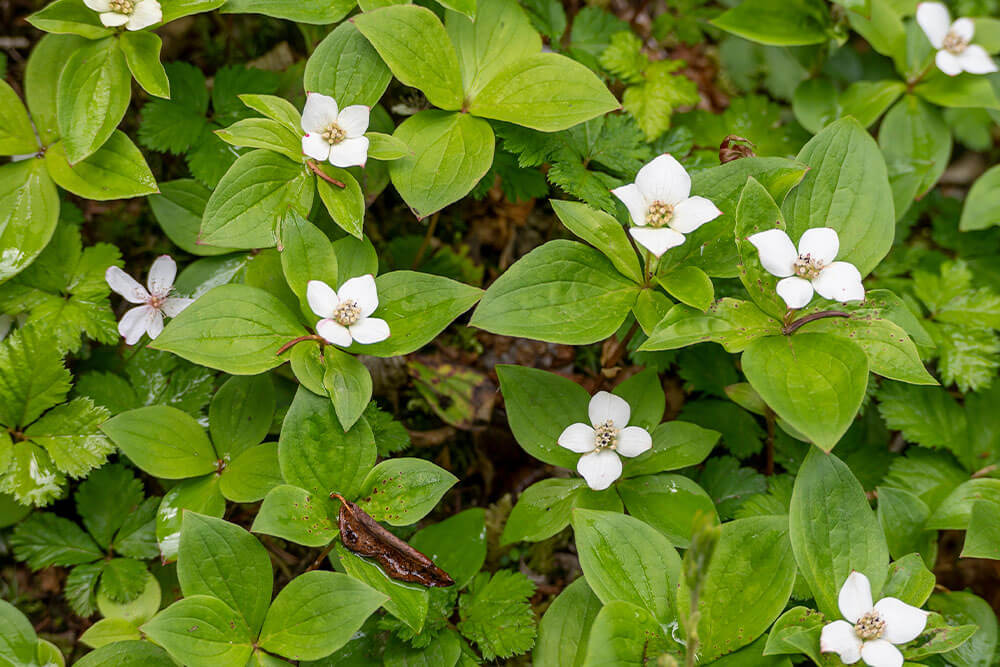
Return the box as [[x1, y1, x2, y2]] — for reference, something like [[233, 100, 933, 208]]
[[411, 212, 440, 269], [782, 310, 849, 335], [307, 160, 345, 188], [765, 407, 775, 476], [275, 334, 325, 356]]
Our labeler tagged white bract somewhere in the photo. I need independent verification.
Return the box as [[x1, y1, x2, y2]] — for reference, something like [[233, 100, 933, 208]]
[[612, 154, 722, 257], [301, 93, 370, 168], [557, 392, 652, 491], [917, 2, 998, 76], [748, 227, 864, 309], [820, 571, 928, 667], [105, 255, 193, 345], [308, 275, 390, 347], [83, 0, 161, 30]]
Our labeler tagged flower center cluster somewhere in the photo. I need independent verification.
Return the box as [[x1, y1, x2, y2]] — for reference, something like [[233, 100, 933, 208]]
[[793, 254, 825, 280], [333, 299, 361, 326], [645, 200, 674, 228], [322, 122, 347, 145], [148, 293, 165, 310], [593, 420, 618, 451], [942, 30, 970, 54], [854, 611, 886, 641], [109, 0, 135, 13]]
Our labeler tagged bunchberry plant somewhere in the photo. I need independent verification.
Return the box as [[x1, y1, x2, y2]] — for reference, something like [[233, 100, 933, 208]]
[[2, 0, 1000, 664]]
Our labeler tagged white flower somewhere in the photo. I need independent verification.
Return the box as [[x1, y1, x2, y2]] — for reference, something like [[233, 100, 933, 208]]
[[820, 571, 929, 667], [612, 154, 722, 257], [748, 227, 864, 309], [557, 392, 652, 491], [307, 275, 389, 347], [300, 93, 370, 168], [105, 255, 194, 346], [917, 2, 997, 76], [83, 0, 161, 30]]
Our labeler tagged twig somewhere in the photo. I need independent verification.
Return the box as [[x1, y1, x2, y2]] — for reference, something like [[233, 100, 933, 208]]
[[276, 334, 324, 356], [782, 310, 850, 335], [304, 540, 339, 573], [307, 160, 345, 188], [411, 212, 440, 270], [764, 407, 775, 476]]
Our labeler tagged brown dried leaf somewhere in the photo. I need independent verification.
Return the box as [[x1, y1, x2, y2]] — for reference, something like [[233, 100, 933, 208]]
[[333, 493, 454, 588]]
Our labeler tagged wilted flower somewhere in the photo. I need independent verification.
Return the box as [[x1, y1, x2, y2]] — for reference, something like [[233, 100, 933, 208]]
[[83, 0, 161, 30], [820, 571, 928, 667], [612, 154, 722, 257], [105, 255, 193, 345], [748, 227, 864, 309], [301, 93, 370, 168], [557, 392, 652, 490], [917, 2, 998, 76], [308, 275, 389, 347]]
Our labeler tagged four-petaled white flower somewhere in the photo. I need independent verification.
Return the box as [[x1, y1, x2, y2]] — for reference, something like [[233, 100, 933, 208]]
[[84, 0, 161, 30], [557, 392, 652, 491], [748, 227, 865, 309], [820, 571, 928, 667], [307, 275, 390, 347], [105, 255, 193, 345], [917, 2, 998, 76], [612, 154, 723, 257], [301, 93, 370, 168]]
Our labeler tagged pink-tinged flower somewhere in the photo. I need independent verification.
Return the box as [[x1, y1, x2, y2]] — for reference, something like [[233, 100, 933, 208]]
[[105, 255, 193, 345], [917, 2, 997, 76], [612, 154, 722, 257], [820, 571, 929, 667], [300, 93, 370, 168], [307, 275, 389, 347], [557, 392, 652, 491]]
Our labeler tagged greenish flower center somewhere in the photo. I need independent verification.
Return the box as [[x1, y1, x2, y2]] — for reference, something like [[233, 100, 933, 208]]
[[594, 420, 618, 451], [942, 31, 969, 55], [334, 300, 361, 326], [855, 611, 886, 641], [322, 122, 347, 145], [109, 0, 135, 14], [645, 200, 674, 228], [793, 254, 824, 280]]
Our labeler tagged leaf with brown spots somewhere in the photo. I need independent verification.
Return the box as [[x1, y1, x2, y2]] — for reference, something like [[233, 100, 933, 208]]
[[333, 493, 454, 587]]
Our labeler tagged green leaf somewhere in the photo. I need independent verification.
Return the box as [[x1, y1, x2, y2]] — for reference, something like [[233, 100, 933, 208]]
[[914, 71, 1000, 110], [24, 397, 113, 478], [357, 458, 457, 526], [411, 508, 487, 590], [0, 159, 59, 284], [45, 131, 158, 200], [582, 600, 671, 665], [98, 557, 147, 604], [259, 571, 386, 661], [551, 199, 642, 283], [178, 512, 272, 635], [238, 94, 301, 134], [349, 270, 482, 357], [113, 497, 159, 561], [761, 606, 827, 664], [277, 210, 337, 305], [26, 0, 112, 39], [156, 477, 226, 563], [618, 473, 718, 549], [252, 484, 338, 547], [789, 448, 889, 618], [903, 613, 978, 661], [0, 599, 39, 666], [0, 81, 37, 156], [839, 79, 905, 128], [149, 180, 236, 256], [200, 150, 313, 249], [502, 478, 585, 544], [335, 543, 429, 633], [734, 176, 791, 319], [142, 595, 254, 667], [678, 516, 795, 662], [322, 347, 372, 431], [219, 0, 354, 23], [572, 508, 680, 624], [927, 590, 998, 667], [57, 37, 131, 163], [469, 52, 619, 132], [960, 163, 1000, 231], [741, 333, 869, 451], [80, 618, 142, 649], [220, 443, 282, 503], [623, 420, 719, 478], [161, 0, 226, 22], [152, 284, 306, 374], [209, 374, 275, 459], [879, 95, 951, 220], [962, 499, 1000, 559], [75, 463, 143, 550], [388, 110, 495, 219], [877, 486, 935, 564], [711, 0, 832, 45], [352, 5, 464, 110], [0, 440, 66, 507], [472, 240, 640, 344], [782, 117, 894, 276], [366, 132, 408, 160], [216, 118, 301, 162], [304, 22, 392, 107], [639, 299, 782, 353], [25, 33, 86, 146], [496, 365, 589, 469], [119, 31, 169, 98], [74, 640, 174, 667], [11, 512, 102, 569], [881, 553, 935, 607], [927, 479, 1000, 530], [102, 405, 216, 479], [458, 571, 537, 660], [279, 387, 376, 500], [534, 577, 602, 667], [657, 266, 714, 311], [315, 165, 366, 239]]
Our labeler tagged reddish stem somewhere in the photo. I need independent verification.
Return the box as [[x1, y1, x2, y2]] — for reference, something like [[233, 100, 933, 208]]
[[276, 334, 324, 356], [307, 160, 346, 188], [782, 310, 850, 335]]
